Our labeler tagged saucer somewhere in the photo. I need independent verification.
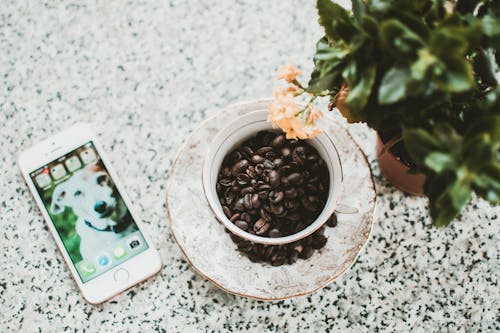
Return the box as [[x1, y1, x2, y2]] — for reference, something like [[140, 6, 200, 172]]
[[166, 99, 376, 300]]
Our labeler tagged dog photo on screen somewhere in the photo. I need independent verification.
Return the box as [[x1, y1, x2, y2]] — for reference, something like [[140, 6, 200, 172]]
[[36, 146, 138, 264]]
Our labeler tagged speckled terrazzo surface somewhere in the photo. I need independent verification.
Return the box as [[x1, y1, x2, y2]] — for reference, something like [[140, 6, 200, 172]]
[[0, 1, 498, 332]]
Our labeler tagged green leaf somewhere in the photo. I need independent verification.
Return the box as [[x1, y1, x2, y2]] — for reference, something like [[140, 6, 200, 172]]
[[317, 0, 358, 43], [433, 56, 474, 92], [379, 19, 424, 60], [424, 152, 455, 172], [403, 128, 440, 166], [378, 66, 412, 104], [346, 64, 376, 112], [352, 0, 366, 23]]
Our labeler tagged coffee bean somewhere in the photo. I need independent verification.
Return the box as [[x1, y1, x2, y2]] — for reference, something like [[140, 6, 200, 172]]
[[326, 214, 338, 227], [253, 218, 271, 235], [287, 172, 304, 185], [222, 206, 231, 217], [270, 202, 284, 215], [230, 213, 241, 222], [263, 159, 275, 169], [312, 234, 327, 249], [251, 155, 265, 164], [237, 241, 253, 252], [234, 220, 249, 231], [240, 212, 252, 222], [292, 146, 307, 165], [299, 246, 314, 259], [272, 134, 286, 148], [269, 190, 284, 204], [251, 193, 261, 209], [281, 147, 292, 159], [240, 186, 254, 195], [231, 159, 249, 177], [268, 229, 282, 238], [256, 146, 273, 156], [265, 170, 280, 188], [260, 208, 272, 222], [288, 251, 299, 264]]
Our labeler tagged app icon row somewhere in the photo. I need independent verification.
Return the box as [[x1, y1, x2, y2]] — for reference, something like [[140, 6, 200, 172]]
[[35, 148, 97, 187], [77, 236, 143, 278]]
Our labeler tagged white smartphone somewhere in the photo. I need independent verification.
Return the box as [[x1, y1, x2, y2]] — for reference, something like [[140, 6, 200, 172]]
[[19, 123, 162, 304]]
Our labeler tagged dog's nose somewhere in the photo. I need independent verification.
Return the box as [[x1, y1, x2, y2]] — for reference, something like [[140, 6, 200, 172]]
[[94, 201, 107, 214]]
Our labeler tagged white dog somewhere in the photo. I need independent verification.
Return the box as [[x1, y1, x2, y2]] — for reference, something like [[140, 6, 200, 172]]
[[50, 164, 134, 262]]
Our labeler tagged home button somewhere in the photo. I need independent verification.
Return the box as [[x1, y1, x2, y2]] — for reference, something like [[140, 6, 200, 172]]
[[114, 268, 130, 283]]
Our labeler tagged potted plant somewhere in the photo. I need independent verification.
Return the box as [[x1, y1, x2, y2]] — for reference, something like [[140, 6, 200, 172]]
[[268, 0, 499, 227]]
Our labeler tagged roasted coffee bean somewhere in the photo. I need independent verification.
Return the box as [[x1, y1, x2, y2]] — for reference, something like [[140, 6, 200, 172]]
[[240, 186, 254, 195], [222, 206, 232, 217], [265, 170, 280, 188], [272, 134, 286, 148], [268, 228, 282, 238], [292, 146, 307, 165], [326, 214, 338, 227], [260, 208, 272, 222], [299, 246, 314, 259], [243, 193, 253, 210], [285, 199, 300, 211], [230, 213, 241, 222], [251, 155, 265, 164], [237, 241, 253, 252], [234, 220, 249, 231], [246, 165, 257, 178], [281, 146, 292, 159], [262, 159, 274, 170], [233, 198, 245, 212], [287, 172, 304, 185], [270, 202, 284, 215], [240, 212, 252, 222], [271, 253, 287, 266], [241, 146, 254, 157], [269, 190, 284, 204], [284, 187, 298, 198], [256, 146, 273, 156], [231, 159, 249, 177], [253, 218, 271, 235], [251, 194, 261, 209], [312, 234, 327, 249], [273, 158, 284, 168], [219, 178, 233, 187], [288, 251, 299, 264]]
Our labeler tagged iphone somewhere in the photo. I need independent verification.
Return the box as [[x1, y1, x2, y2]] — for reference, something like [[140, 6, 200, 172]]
[[19, 123, 162, 304]]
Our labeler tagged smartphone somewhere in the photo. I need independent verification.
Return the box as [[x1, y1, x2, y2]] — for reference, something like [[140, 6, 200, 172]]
[[19, 123, 162, 304]]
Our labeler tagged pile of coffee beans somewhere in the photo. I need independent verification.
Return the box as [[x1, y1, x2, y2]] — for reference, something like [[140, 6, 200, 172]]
[[216, 130, 332, 266], [227, 214, 338, 265]]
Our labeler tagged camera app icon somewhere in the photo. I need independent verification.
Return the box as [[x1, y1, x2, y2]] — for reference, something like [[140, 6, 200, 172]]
[[65, 156, 82, 172], [126, 236, 141, 250], [80, 148, 97, 164], [50, 164, 67, 180]]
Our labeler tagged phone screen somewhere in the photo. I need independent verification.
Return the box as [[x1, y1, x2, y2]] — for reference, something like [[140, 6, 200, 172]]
[[30, 141, 149, 283]]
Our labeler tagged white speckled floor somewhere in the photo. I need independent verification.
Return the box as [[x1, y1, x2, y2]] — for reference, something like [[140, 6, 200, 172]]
[[0, 1, 498, 332]]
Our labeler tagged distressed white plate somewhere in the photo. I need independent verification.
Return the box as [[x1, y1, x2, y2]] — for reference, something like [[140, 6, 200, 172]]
[[166, 99, 376, 300]]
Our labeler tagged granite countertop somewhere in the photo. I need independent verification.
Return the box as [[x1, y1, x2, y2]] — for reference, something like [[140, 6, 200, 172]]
[[0, 1, 498, 332]]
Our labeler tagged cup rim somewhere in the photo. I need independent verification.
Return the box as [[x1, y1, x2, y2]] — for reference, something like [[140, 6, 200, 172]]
[[202, 110, 343, 245]]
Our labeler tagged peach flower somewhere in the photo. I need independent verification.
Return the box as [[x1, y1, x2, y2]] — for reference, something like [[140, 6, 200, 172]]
[[277, 64, 302, 83]]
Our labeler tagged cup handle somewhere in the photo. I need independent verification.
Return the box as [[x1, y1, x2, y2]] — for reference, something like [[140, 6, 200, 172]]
[[334, 203, 359, 214]]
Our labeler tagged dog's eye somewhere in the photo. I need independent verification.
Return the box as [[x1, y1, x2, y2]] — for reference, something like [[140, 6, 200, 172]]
[[74, 190, 82, 197], [97, 175, 107, 185]]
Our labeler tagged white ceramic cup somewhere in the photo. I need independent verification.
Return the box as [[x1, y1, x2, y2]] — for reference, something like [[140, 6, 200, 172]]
[[202, 110, 343, 245]]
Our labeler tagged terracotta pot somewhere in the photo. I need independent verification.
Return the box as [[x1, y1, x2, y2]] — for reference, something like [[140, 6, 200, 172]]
[[376, 134, 426, 196]]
